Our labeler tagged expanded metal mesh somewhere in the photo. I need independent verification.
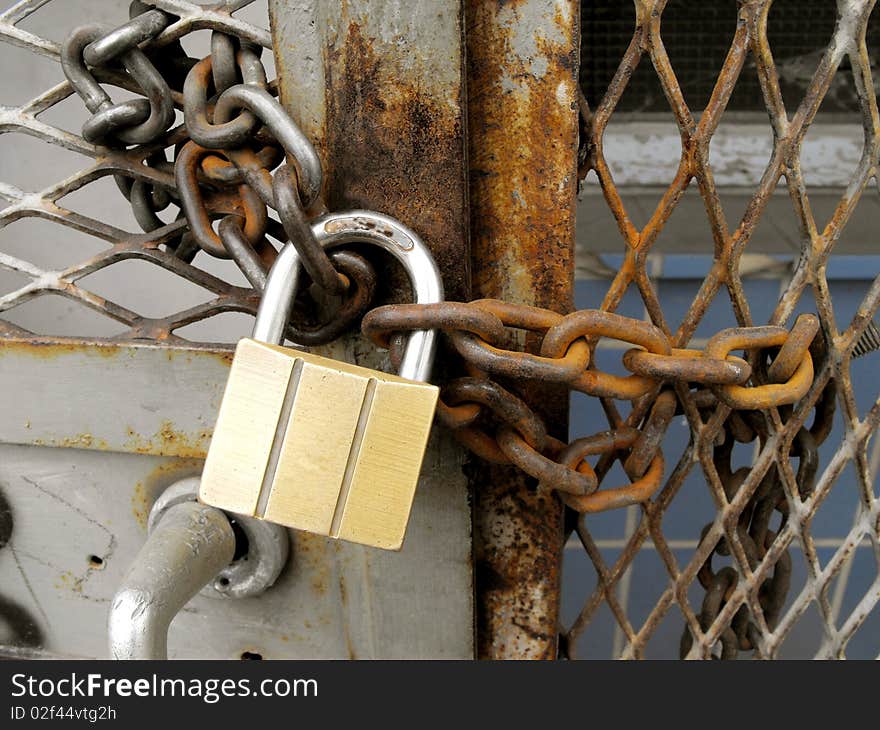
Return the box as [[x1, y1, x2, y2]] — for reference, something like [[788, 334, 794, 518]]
[[0, 0, 878, 660], [581, 0, 880, 114], [570, 0, 880, 658], [0, 0, 269, 345]]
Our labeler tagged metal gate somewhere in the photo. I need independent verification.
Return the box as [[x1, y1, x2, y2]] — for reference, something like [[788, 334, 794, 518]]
[[565, 0, 880, 659], [0, 0, 877, 659]]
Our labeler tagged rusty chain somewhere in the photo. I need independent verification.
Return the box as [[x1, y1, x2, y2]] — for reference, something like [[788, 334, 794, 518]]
[[363, 304, 822, 512], [60, 3, 826, 522], [61, 1, 377, 346], [680, 381, 834, 659]]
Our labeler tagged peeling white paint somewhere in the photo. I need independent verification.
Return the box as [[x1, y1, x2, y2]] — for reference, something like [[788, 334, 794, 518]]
[[556, 79, 570, 108], [496, 0, 569, 88]]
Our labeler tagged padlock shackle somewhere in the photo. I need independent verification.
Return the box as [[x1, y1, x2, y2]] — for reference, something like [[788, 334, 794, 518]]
[[253, 210, 443, 382]]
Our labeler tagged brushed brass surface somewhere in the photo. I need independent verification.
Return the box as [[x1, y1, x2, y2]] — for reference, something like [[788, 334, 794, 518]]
[[335, 378, 439, 549], [263, 361, 369, 535], [199, 338, 439, 550], [199, 339, 296, 516]]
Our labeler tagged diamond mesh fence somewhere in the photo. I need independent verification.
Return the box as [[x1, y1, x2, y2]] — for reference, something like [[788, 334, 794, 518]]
[[581, 0, 880, 114], [570, 0, 880, 659], [0, 0, 270, 346], [0, 0, 878, 659]]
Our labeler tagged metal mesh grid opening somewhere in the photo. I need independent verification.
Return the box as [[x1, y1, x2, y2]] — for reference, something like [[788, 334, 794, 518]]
[[0, 0, 878, 660], [0, 0, 272, 347], [569, 0, 880, 658]]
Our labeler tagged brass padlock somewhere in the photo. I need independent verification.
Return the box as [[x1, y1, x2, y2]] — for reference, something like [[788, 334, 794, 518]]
[[199, 211, 442, 550]]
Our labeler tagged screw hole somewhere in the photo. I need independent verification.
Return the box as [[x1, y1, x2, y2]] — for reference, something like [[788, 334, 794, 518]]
[[240, 651, 262, 660], [88, 555, 104, 569]]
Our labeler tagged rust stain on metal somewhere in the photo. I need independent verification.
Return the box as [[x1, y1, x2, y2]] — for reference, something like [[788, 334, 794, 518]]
[[468, 5, 578, 309], [0, 339, 126, 360], [466, 0, 579, 659], [324, 21, 470, 302], [122, 420, 213, 459], [31, 434, 111, 451], [287, 532, 333, 598], [28, 423, 211, 459], [0, 337, 234, 365], [132, 459, 204, 529], [1, 338, 231, 457], [55, 570, 86, 594]]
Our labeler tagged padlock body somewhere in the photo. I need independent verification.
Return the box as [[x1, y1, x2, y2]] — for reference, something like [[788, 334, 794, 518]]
[[200, 338, 438, 550]]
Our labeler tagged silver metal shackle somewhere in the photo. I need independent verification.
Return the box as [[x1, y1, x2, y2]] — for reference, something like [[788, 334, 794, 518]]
[[252, 210, 443, 383]]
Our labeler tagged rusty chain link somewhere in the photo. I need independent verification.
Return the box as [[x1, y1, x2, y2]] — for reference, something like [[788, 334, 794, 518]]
[[680, 382, 833, 659], [364, 304, 822, 512], [61, 1, 377, 346], [61, 3, 826, 521]]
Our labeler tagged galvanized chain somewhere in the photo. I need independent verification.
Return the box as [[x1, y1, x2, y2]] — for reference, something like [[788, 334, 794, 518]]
[[61, 5, 175, 147], [60, 1, 377, 346]]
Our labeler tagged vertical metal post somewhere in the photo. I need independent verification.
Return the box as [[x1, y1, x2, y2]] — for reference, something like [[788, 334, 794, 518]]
[[269, 0, 470, 301], [268, 0, 474, 657], [466, 0, 580, 659]]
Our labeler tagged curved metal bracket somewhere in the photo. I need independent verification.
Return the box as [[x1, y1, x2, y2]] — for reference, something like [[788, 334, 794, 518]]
[[108, 500, 235, 659]]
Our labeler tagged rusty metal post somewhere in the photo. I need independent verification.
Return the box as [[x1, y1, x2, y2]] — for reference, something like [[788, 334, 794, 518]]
[[466, 0, 580, 659], [268, 1, 470, 301], [268, 1, 473, 657]]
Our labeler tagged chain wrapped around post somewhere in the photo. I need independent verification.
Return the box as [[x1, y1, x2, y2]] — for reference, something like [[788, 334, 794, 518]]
[[60, 3, 828, 602], [363, 305, 821, 513]]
